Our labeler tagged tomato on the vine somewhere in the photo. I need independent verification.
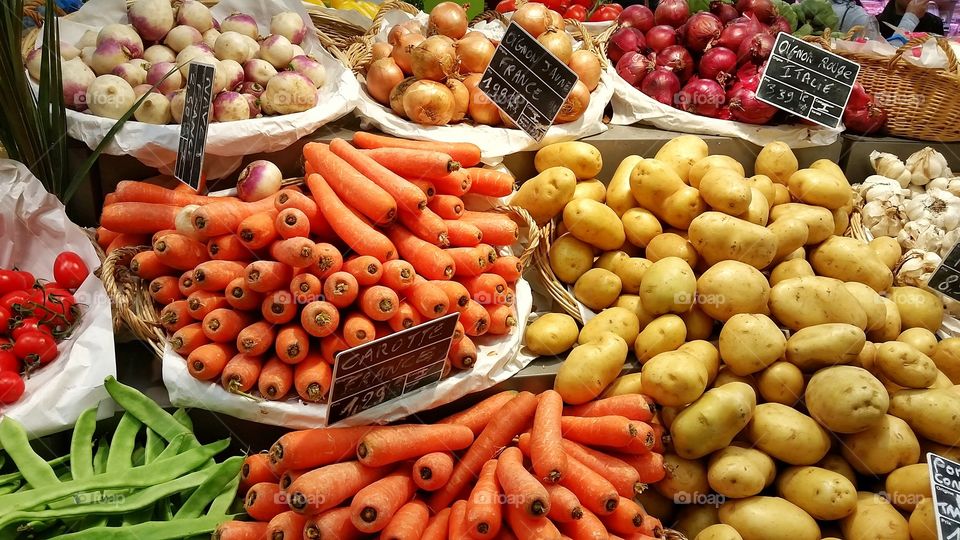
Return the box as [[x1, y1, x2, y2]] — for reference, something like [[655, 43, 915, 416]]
[[13, 271, 35, 288], [53, 252, 89, 291], [590, 5, 620, 20], [0, 271, 27, 296], [0, 337, 11, 350], [570, 0, 592, 8], [0, 351, 20, 374], [565, 4, 588, 20], [0, 372, 24, 405], [13, 331, 57, 366], [541, 0, 565, 10], [495, 0, 516, 13], [12, 318, 53, 340], [1, 290, 32, 314]]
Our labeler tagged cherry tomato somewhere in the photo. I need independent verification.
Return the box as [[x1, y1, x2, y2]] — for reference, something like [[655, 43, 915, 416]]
[[565, 4, 588, 20], [53, 252, 89, 291], [0, 271, 27, 296], [541, 0, 565, 10], [1, 290, 32, 314], [12, 318, 53, 340], [0, 351, 20, 374], [0, 307, 12, 335], [606, 2, 623, 12], [13, 271, 35, 288], [495, 0, 516, 12], [570, 0, 592, 8], [0, 337, 11, 350], [13, 331, 58, 367], [0, 372, 24, 404], [590, 5, 620, 20]]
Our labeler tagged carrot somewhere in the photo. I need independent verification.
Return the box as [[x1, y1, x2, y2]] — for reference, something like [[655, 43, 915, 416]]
[[207, 234, 255, 261], [245, 261, 293, 293], [192, 197, 276, 238], [532, 390, 567, 484], [565, 396, 654, 423], [465, 167, 515, 197], [475, 244, 498, 266], [194, 260, 246, 292], [261, 289, 298, 325], [303, 507, 363, 540], [309, 242, 344, 280], [398, 206, 449, 247], [343, 312, 376, 347], [186, 342, 234, 380], [386, 224, 455, 280], [438, 390, 518, 435], [275, 324, 309, 364], [266, 510, 309, 540], [559, 508, 608, 540], [275, 188, 334, 240], [649, 423, 667, 454], [160, 300, 192, 333], [301, 300, 340, 338], [151, 229, 177, 246], [244, 482, 287, 521], [461, 211, 520, 246], [130, 250, 175, 280], [356, 424, 475, 467], [113, 180, 213, 206], [497, 287, 516, 307], [225, 277, 263, 311], [445, 219, 484, 247], [489, 255, 522, 283], [290, 273, 322, 304], [606, 423, 656, 455], [429, 391, 539, 512], [240, 453, 277, 495], [172, 180, 197, 193], [381, 259, 416, 291], [361, 147, 461, 179], [259, 357, 294, 400], [303, 143, 397, 225], [561, 440, 642, 499], [448, 336, 477, 370], [640, 515, 663, 537], [202, 308, 253, 343], [496, 446, 550, 517], [408, 179, 436, 200], [452, 321, 465, 344], [603, 497, 648, 536], [505, 503, 563, 540], [96, 227, 120, 250], [221, 353, 262, 395], [448, 499, 470, 539], [212, 521, 269, 540], [613, 452, 666, 484], [360, 285, 400, 321], [294, 353, 333, 402], [329, 138, 427, 213], [179, 270, 202, 297], [276, 207, 311, 239], [461, 300, 491, 336], [558, 454, 621, 516], [237, 211, 280, 250], [465, 459, 502, 539], [270, 237, 320, 268], [381, 500, 430, 540], [406, 279, 451, 319], [344, 255, 384, 286], [236, 321, 276, 356], [423, 282, 466, 315], [544, 483, 585, 523], [446, 247, 488, 277], [279, 469, 306, 491], [171, 323, 209, 356], [353, 132, 481, 167], [153, 233, 208, 270], [287, 461, 390, 515], [427, 169, 471, 196], [306, 173, 397, 261], [412, 452, 454, 492], [422, 507, 452, 540], [186, 290, 228, 321], [389, 301, 423, 332], [486, 304, 518, 335], [149, 276, 182, 305], [428, 195, 465, 220], [101, 202, 180, 234], [561, 416, 641, 449], [320, 333, 351, 364], [461, 273, 508, 305], [269, 427, 378, 473], [350, 469, 418, 533]]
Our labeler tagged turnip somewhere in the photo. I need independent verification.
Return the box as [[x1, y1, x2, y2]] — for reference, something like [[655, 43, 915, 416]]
[[80, 46, 95, 66], [128, 0, 175, 42], [202, 28, 221, 49], [143, 44, 176, 64], [169, 89, 186, 123], [261, 71, 316, 115], [238, 81, 264, 97], [242, 58, 276, 86], [134, 92, 172, 124], [214, 31, 256, 63], [26, 49, 42, 80], [147, 61, 183, 93], [244, 93, 261, 117], [289, 55, 325, 88], [59, 42, 81, 60], [112, 61, 149, 86], [290, 44, 305, 58], [91, 41, 133, 75], [258, 34, 294, 69], [86, 74, 136, 119], [97, 24, 144, 59], [213, 91, 250, 121], [62, 57, 96, 110], [221, 13, 259, 40], [176, 44, 213, 77], [176, 0, 215, 32], [237, 160, 282, 201], [219, 59, 244, 91], [164, 25, 202, 53], [210, 59, 228, 94], [270, 12, 307, 45], [76, 29, 97, 49], [133, 83, 152, 97]]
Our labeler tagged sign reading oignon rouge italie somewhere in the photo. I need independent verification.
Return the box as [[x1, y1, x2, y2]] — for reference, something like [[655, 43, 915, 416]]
[[326, 313, 460, 425], [478, 22, 579, 142], [174, 61, 216, 191], [756, 32, 860, 129], [928, 453, 960, 540], [927, 242, 960, 301]]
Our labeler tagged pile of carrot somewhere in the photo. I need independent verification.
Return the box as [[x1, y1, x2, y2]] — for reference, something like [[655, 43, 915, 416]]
[[95, 133, 524, 404], [215, 391, 669, 540]]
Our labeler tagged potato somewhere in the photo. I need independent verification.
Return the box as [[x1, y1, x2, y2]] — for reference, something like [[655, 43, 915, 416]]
[[655, 134, 709, 183], [613, 295, 656, 329], [777, 466, 858, 520], [719, 314, 785, 376], [787, 168, 852, 209], [594, 250, 629, 272], [643, 349, 709, 406], [672, 382, 757, 459], [876, 342, 938, 389], [612, 257, 651, 295], [770, 259, 814, 285], [681, 340, 720, 385], [805, 366, 887, 433], [640, 257, 696, 315], [763, 218, 808, 265], [688, 212, 777, 269], [554, 333, 628, 404], [933, 337, 960, 383], [909, 498, 937, 540], [675, 505, 721, 539], [512, 166, 577, 224], [833, 206, 851, 235], [708, 446, 776, 498], [572, 179, 606, 202], [769, 203, 835, 244], [868, 297, 902, 342], [843, 282, 888, 331], [758, 361, 804, 405], [525, 313, 580, 356], [810, 237, 893, 292], [689, 155, 745, 188], [573, 268, 621, 311], [889, 286, 944, 333], [635, 314, 687, 364], [578, 307, 640, 345], [700, 169, 753, 216], [810, 158, 847, 181], [885, 463, 930, 511], [563, 198, 626, 251], [889, 388, 960, 445], [755, 141, 798, 185], [782, 247, 806, 261], [818, 454, 858, 487], [534, 141, 601, 180], [770, 276, 868, 330], [622, 207, 662, 248], [645, 233, 698, 267], [738, 187, 770, 226], [697, 261, 771, 321], [898, 328, 937, 356], [870, 236, 902, 270], [745, 403, 831, 465], [655, 452, 710, 500], [682, 304, 715, 341], [696, 524, 744, 540], [713, 368, 759, 393], [601, 372, 643, 397], [841, 492, 910, 540], [841, 415, 920, 474], [922, 439, 960, 462], [772, 183, 791, 205], [785, 324, 866, 371], [631, 158, 707, 229], [719, 497, 820, 540], [606, 155, 642, 217], [851, 341, 877, 371], [549, 233, 595, 284], [745, 174, 776, 205]]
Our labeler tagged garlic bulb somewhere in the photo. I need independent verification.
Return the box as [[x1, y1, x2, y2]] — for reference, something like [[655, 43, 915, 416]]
[[909, 184, 927, 197], [941, 228, 960, 258], [927, 176, 960, 197], [895, 249, 942, 287], [898, 218, 945, 253], [944, 297, 960, 321], [905, 147, 952, 186], [905, 188, 960, 230], [870, 150, 912, 188]]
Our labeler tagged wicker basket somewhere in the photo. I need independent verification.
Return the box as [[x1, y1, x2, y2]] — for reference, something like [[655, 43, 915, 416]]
[[534, 218, 585, 323]]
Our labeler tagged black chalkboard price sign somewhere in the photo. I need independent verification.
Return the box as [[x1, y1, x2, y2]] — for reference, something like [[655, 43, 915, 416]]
[[756, 32, 860, 129], [478, 22, 579, 142], [927, 242, 960, 301], [325, 313, 460, 425], [174, 62, 216, 191], [928, 453, 960, 540]]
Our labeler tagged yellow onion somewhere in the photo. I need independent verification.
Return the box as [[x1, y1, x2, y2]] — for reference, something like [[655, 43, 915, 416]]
[[456, 35, 495, 74], [499, 108, 517, 128], [411, 35, 458, 82], [390, 76, 416, 117], [538, 27, 573, 64], [463, 73, 501, 126], [446, 78, 469, 122], [569, 49, 601, 91], [512, 3, 551, 38], [402, 80, 456, 125], [429, 2, 468, 39], [391, 33, 425, 75], [547, 9, 564, 30], [366, 57, 405, 105], [461, 30, 487, 41], [371, 42, 393, 62], [555, 79, 589, 123], [388, 20, 424, 46]]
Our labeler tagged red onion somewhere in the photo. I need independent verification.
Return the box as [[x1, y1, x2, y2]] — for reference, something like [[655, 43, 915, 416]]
[[619, 5, 655, 32], [736, 0, 776, 23], [727, 84, 776, 123], [717, 106, 733, 120], [237, 160, 283, 201], [698, 46, 737, 85], [655, 0, 689, 28], [683, 12, 723, 52], [616, 51, 656, 87], [735, 62, 763, 89], [711, 1, 740, 23], [770, 16, 792, 35], [737, 32, 774, 65], [645, 25, 678, 52], [678, 77, 726, 117], [608, 27, 647, 63], [717, 22, 753, 52], [655, 44, 695, 82], [847, 82, 872, 110], [844, 104, 887, 135], [641, 68, 681, 106]]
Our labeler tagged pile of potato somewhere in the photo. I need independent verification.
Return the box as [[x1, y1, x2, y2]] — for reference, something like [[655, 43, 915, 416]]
[[517, 136, 960, 540]]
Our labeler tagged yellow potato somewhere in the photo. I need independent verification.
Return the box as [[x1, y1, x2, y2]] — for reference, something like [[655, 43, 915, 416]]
[[600, 372, 643, 397], [645, 233, 698, 267], [868, 297, 902, 342], [923, 439, 960, 462], [696, 524, 744, 540], [713, 367, 759, 393], [511, 166, 577, 224], [768, 218, 809, 263], [818, 454, 858, 487], [613, 294, 656, 329], [524, 313, 579, 356], [621, 207, 662, 248], [843, 281, 888, 331], [781, 247, 806, 261], [634, 314, 687, 363], [719, 497, 820, 540], [682, 304, 715, 341], [770, 276, 868, 330], [804, 366, 887, 433], [787, 168, 852, 209], [769, 203, 835, 244], [770, 259, 814, 285], [594, 250, 629, 272], [680, 340, 720, 385], [772, 183, 791, 205], [554, 333, 628, 404], [697, 261, 771, 321], [889, 388, 960, 445], [610, 257, 650, 295], [851, 341, 877, 371], [534, 141, 602, 180], [777, 466, 858, 520], [755, 141, 798, 185], [745, 174, 776, 205], [672, 382, 757, 459], [642, 349, 709, 406], [757, 361, 804, 405], [898, 328, 938, 356], [675, 505, 721, 539], [563, 198, 626, 251], [578, 306, 640, 345], [833, 205, 851, 235], [870, 236, 903, 270], [572, 178, 606, 202], [885, 463, 930, 511], [699, 169, 753, 216], [745, 403, 831, 465], [841, 492, 910, 540], [841, 415, 920, 474], [639, 257, 697, 315], [548, 233, 595, 284], [933, 337, 960, 383], [655, 452, 710, 500], [707, 445, 776, 499], [876, 342, 938, 389], [606, 155, 642, 217], [909, 498, 937, 540], [689, 155, 745, 188], [630, 158, 707, 229], [785, 323, 866, 371], [688, 212, 778, 269], [738, 187, 770, 226], [655, 134, 709, 183], [889, 286, 944, 333], [810, 236, 893, 292], [810, 158, 847, 181], [573, 268, 622, 311]]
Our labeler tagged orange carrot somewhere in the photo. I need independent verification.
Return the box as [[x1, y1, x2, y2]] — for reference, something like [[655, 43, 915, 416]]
[[130, 250, 174, 281], [202, 308, 253, 343], [649, 423, 667, 454], [276, 207, 311, 239], [461, 300, 491, 336], [279, 469, 306, 492], [344, 256, 384, 286], [486, 304, 518, 335], [413, 452, 454, 492], [318, 272, 356, 310], [496, 446, 550, 517], [237, 211, 280, 250], [153, 233, 208, 270], [261, 289, 298, 325], [221, 353, 262, 395], [428, 169, 472, 196], [465, 459, 502, 539], [352, 132, 481, 167], [422, 507, 452, 540], [179, 271, 202, 297], [427, 281, 468, 313], [151, 229, 177, 246], [303, 507, 363, 540], [565, 396, 654, 423], [461, 211, 519, 246], [505, 503, 563, 540], [329, 138, 427, 213], [309, 242, 344, 280], [381, 259, 416, 291], [489, 255, 522, 283], [171, 323, 209, 356], [320, 333, 350, 364], [445, 219, 484, 247], [149, 276, 182, 305], [613, 452, 666, 484], [303, 143, 397, 225], [606, 423, 656, 455], [306, 173, 397, 261], [475, 244, 498, 266], [240, 453, 277, 495], [113, 180, 214, 206], [545, 483, 585, 523], [446, 247, 488, 277], [287, 461, 390, 515], [561, 416, 641, 449], [428, 195, 465, 220], [558, 454, 620, 516], [381, 500, 430, 540], [290, 273, 322, 304], [408, 179, 436, 200], [603, 497, 648, 536], [561, 440, 642, 499], [192, 197, 276, 238], [259, 357, 294, 400], [245, 261, 293, 293], [186, 342, 234, 380], [498, 287, 516, 307], [212, 521, 268, 540], [386, 224, 455, 280], [186, 290, 228, 321], [438, 390, 518, 435], [350, 469, 418, 533], [270, 237, 320, 268], [398, 206, 449, 247], [275, 325, 309, 364], [236, 321, 276, 356], [448, 499, 470, 539], [640, 515, 663, 537], [101, 202, 180, 234], [361, 147, 461, 179], [452, 321, 465, 344], [266, 510, 309, 540], [172, 181, 197, 193], [532, 390, 567, 484], [360, 285, 400, 321], [301, 300, 340, 338], [194, 260, 246, 292], [406, 279, 451, 320], [356, 424, 475, 467], [388, 301, 423, 332], [275, 188, 334, 240], [429, 392, 539, 512], [448, 336, 477, 370], [96, 227, 120, 250], [225, 277, 263, 311], [294, 353, 333, 403], [343, 312, 376, 347], [207, 234, 255, 261], [160, 300, 192, 333], [244, 482, 287, 521], [461, 274, 508, 305], [466, 167, 516, 197], [269, 427, 379, 473], [560, 508, 608, 540]]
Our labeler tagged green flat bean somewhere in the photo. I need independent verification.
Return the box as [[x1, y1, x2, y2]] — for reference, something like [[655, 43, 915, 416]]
[[155, 433, 189, 461], [106, 413, 142, 473], [70, 407, 98, 481], [0, 482, 20, 495], [0, 417, 59, 488], [206, 473, 241, 517], [173, 408, 193, 431], [158, 499, 174, 521], [143, 429, 164, 465], [0, 451, 6, 470], [54, 514, 235, 539], [0, 455, 69, 486], [174, 456, 243, 519], [104, 377, 197, 448], [93, 438, 109, 475], [131, 447, 145, 467]]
